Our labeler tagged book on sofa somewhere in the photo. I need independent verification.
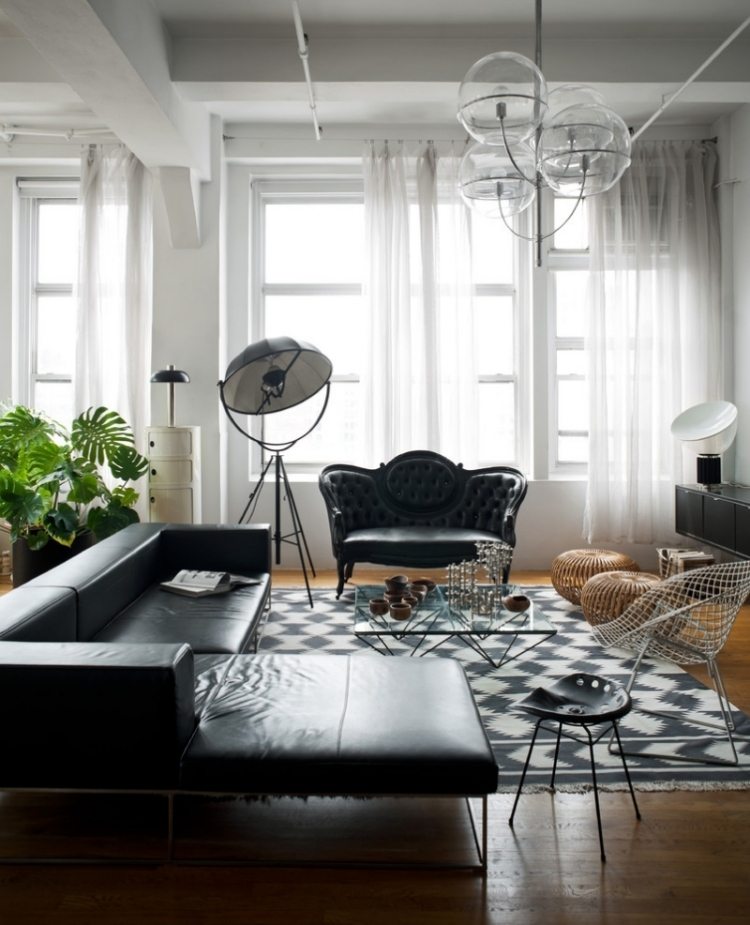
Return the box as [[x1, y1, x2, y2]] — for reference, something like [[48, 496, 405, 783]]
[[160, 569, 260, 598]]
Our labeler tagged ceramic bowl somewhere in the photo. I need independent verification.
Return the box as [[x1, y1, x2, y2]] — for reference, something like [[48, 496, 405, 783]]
[[413, 577, 437, 593], [385, 574, 409, 593], [389, 602, 412, 621], [502, 593, 531, 613], [407, 583, 427, 601], [384, 591, 404, 603], [369, 597, 390, 616], [403, 592, 419, 608]]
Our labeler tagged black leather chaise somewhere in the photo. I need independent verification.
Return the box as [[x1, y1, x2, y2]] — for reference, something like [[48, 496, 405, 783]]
[[319, 450, 527, 597]]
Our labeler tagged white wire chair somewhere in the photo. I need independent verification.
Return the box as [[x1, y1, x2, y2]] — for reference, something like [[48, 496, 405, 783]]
[[589, 560, 750, 766]]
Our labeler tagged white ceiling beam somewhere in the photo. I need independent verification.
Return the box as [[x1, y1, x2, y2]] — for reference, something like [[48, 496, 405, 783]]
[[0, 0, 210, 247], [156, 166, 200, 249]]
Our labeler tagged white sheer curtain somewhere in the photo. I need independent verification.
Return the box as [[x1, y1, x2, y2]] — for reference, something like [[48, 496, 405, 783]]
[[584, 140, 721, 543], [363, 141, 477, 465], [75, 144, 153, 451]]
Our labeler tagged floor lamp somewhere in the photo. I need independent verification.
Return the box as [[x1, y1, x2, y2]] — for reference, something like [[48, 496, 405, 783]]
[[218, 336, 332, 607]]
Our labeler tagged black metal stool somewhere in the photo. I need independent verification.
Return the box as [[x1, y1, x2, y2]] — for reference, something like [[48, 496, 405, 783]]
[[508, 672, 641, 861]]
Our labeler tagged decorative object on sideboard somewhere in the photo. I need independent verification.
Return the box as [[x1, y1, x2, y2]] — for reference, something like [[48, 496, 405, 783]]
[[670, 400, 738, 488], [150, 365, 190, 428], [218, 336, 333, 607]]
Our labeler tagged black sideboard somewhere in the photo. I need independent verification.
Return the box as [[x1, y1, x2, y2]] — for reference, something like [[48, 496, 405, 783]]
[[675, 484, 750, 558]]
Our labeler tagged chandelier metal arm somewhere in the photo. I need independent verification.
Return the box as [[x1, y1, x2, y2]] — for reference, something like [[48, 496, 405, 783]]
[[498, 111, 537, 186], [496, 166, 588, 243]]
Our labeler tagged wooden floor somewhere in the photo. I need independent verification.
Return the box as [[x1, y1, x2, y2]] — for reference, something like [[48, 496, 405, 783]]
[[1, 569, 750, 924]]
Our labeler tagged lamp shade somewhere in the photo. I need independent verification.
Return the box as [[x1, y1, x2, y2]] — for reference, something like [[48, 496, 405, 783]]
[[458, 140, 537, 218], [220, 336, 332, 416], [151, 367, 190, 384], [670, 401, 738, 455], [457, 51, 547, 145]]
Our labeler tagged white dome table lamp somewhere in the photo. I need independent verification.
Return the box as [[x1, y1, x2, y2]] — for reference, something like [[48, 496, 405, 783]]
[[670, 401, 738, 487]]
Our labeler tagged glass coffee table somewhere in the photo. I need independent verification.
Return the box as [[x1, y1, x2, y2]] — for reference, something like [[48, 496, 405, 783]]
[[353, 584, 556, 668]]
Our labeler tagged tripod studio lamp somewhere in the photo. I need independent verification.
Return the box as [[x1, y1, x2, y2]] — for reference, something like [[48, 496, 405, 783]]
[[218, 337, 333, 607]]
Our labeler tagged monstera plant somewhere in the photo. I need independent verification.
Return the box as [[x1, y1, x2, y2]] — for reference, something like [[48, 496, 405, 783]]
[[0, 404, 149, 552]]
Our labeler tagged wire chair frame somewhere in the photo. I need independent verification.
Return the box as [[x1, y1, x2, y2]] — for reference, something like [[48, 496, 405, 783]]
[[588, 561, 750, 766]]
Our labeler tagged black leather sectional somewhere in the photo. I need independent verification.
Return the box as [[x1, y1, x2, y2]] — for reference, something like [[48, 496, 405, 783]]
[[0, 522, 498, 868]]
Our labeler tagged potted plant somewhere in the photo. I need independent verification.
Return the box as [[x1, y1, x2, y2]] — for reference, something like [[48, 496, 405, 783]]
[[0, 404, 149, 585]]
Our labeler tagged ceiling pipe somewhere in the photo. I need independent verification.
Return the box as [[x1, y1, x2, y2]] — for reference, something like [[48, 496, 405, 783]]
[[632, 13, 750, 141], [291, 1, 322, 141]]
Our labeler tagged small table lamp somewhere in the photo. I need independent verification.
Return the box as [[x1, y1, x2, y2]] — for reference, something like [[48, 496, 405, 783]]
[[671, 400, 738, 487], [151, 364, 190, 427]]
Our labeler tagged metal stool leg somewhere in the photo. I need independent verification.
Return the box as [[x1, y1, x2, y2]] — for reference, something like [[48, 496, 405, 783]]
[[584, 725, 607, 862], [509, 718, 542, 827], [612, 721, 642, 820], [550, 722, 563, 790]]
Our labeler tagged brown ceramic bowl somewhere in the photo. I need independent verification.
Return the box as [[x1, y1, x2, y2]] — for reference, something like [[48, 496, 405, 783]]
[[407, 584, 426, 602], [389, 601, 412, 621], [384, 591, 404, 603], [384, 575, 409, 593], [403, 593, 419, 608], [413, 577, 437, 593], [369, 597, 390, 616], [502, 593, 531, 613]]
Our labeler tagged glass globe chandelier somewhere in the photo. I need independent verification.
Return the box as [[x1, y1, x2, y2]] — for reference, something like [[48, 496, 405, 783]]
[[457, 0, 631, 263]]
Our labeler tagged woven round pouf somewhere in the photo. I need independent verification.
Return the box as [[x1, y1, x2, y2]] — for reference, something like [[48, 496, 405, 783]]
[[551, 549, 641, 606], [581, 570, 662, 626]]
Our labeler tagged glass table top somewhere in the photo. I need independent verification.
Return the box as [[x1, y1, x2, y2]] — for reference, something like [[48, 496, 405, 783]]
[[353, 583, 555, 638]]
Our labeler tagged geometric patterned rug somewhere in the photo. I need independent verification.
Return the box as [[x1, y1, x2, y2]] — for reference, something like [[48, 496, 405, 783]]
[[259, 586, 750, 792]]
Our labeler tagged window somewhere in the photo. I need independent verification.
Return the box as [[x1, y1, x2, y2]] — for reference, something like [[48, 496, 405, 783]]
[[18, 180, 80, 425], [253, 184, 365, 468], [548, 197, 590, 470], [252, 181, 524, 472]]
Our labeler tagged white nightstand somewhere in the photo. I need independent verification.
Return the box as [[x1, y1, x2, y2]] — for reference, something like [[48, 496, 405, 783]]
[[145, 426, 202, 523]]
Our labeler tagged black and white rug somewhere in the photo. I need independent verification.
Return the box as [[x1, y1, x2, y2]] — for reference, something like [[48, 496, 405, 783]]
[[259, 586, 750, 792]]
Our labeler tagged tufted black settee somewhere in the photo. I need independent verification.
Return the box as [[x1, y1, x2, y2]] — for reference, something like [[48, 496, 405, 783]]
[[319, 450, 528, 597]]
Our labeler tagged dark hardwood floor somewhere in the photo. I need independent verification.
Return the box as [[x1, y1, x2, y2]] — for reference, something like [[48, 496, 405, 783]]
[[1, 569, 750, 924]]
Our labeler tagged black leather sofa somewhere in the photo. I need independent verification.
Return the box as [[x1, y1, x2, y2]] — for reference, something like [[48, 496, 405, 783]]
[[0, 522, 497, 869], [319, 450, 528, 597]]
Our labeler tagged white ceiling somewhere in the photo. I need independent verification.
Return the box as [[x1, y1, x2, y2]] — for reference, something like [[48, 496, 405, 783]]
[[0, 0, 748, 161]]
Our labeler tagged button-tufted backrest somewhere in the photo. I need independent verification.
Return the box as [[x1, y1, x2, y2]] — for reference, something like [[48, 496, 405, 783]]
[[319, 450, 527, 541]]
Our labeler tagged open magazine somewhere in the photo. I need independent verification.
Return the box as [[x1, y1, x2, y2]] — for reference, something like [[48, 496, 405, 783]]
[[160, 569, 260, 598]]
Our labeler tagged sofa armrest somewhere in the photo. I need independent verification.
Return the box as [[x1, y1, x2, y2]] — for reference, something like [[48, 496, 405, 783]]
[[159, 524, 272, 576], [0, 642, 195, 790]]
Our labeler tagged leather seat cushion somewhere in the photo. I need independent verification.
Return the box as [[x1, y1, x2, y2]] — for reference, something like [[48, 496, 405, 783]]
[[92, 577, 270, 654], [341, 527, 502, 566], [180, 653, 498, 796]]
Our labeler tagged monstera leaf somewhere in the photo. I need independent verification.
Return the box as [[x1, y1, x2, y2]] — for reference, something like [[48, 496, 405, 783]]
[[109, 444, 149, 481], [0, 406, 60, 467], [71, 406, 135, 467]]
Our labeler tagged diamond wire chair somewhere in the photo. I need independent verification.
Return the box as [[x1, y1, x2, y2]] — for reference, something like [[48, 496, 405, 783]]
[[588, 560, 750, 766]]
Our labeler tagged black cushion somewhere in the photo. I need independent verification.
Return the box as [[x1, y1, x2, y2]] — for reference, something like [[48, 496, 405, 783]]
[[93, 578, 270, 654], [180, 653, 498, 796], [342, 526, 502, 566]]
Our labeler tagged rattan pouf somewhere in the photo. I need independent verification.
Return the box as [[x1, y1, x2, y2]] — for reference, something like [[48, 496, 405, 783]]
[[551, 549, 641, 605], [580, 570, 662, 627]]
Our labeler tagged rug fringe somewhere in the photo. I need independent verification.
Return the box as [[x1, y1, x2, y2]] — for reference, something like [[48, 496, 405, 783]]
[[497, 780, 750, 793]]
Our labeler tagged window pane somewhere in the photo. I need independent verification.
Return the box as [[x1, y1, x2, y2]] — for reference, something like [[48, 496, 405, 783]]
[[557, 348, 585, 377], [558, 435, 588, 464], [265, 203, 363, 284], [558, 379, 589, 431], [478, 381, 515, 462], [38, 202, 79, 284], [264, 294, 363, 377], [471, 212, 514, 284], [262, 381, 362, 465], [36, 296, 76, 375], [475, 295, 514, 375], [555, 271, 588, 337], [33, 381, 73, 427], [553, 198, 588, 250]]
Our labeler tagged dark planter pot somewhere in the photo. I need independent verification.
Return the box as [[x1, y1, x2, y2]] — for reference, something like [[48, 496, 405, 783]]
[[11, 532, 96, 587]]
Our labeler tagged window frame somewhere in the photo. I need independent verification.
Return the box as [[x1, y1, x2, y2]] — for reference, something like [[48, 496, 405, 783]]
[[546, 197, 590, 478], [250, 179, 365, 474], [16, 179, 79, 418]]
